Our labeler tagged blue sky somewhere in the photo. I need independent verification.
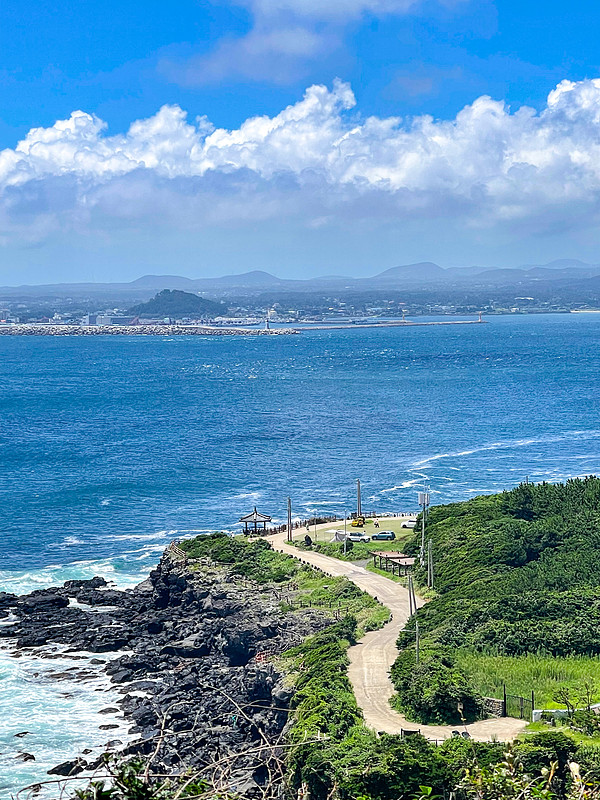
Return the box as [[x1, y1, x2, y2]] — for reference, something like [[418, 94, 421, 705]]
[[1, 0, 600, 283]]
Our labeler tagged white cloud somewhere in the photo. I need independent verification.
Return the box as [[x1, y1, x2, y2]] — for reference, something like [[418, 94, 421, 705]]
[[234, 0, 420, 21], [4, 78, 600, 244], [163, 0, 458, 85], [161, 26, 335, 86]]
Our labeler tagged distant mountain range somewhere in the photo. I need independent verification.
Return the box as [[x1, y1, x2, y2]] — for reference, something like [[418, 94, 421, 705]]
[[3, 259, 600, 300]]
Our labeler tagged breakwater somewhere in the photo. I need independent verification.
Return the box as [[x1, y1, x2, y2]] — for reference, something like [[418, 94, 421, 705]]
[[306, 319, 486, 330], [0, 324, 297, 336]]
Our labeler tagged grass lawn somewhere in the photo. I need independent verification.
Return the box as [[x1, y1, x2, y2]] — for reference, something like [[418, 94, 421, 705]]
[[292, 516, 415, 562], [455, 650, 600, 709], [525, 720, 600, 748], [280, 568, 390, 636]]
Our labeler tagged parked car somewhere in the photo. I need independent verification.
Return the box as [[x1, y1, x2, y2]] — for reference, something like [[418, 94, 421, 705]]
[[401, 519, 417, 528], [346, 532, 370, 543], [371, 530, 396, 541]]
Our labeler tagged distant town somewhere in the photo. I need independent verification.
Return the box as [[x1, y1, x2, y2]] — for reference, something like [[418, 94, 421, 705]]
[[3, 260, 600, 326]]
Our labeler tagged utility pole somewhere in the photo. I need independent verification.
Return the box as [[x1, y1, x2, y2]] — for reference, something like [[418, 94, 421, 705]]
[[287, 497, 292, 543], [408, 574, 414, 616], [415, 620, 420, 665], [427, 539, 434, 589], [418, 490, 430, 566], [356, 479, 362, 518]]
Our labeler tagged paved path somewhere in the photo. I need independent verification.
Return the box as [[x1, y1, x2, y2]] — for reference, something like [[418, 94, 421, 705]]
[[270, 527, 528, 742]]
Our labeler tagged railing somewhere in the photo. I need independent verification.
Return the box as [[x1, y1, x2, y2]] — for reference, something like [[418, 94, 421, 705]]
[[168, 541, 187, 561]]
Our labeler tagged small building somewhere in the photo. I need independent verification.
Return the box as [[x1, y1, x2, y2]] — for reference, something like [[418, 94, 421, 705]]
[[96, 315, 138, 326], [239, 507, 272, 535]]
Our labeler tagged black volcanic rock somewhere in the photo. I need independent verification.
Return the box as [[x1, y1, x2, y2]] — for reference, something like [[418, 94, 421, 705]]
[[4, 550, 330, 795], [48, 758, 87, 776]]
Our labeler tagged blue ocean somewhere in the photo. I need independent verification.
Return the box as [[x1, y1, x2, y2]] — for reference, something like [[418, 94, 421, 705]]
[[3, 313, 600, 792]]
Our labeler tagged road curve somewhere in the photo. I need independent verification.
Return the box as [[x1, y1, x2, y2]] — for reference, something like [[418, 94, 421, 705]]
[[269, 529, 528, 742]]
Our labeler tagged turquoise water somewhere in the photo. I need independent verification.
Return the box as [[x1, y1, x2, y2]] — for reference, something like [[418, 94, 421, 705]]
[[3, 313, 600, 791]]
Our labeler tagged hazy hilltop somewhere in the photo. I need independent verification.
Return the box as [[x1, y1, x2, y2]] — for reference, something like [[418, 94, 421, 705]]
[[129, 289, 226, 318]]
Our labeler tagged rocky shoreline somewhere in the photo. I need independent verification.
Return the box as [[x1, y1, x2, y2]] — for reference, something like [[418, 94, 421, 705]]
[[1, 552, 328, 797], [0, 324, 297, 336]]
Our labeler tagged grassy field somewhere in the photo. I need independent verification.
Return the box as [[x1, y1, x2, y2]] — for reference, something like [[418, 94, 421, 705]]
[[455, 650, 600, 708], [292, 516, 415, 562], [295, 516, 416, 543], [281, 569, 390, 636]]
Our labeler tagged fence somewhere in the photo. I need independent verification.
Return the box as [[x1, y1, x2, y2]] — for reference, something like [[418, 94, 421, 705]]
[[484, 687, 534, 721], [264, 511, 422, 537], [504, 689, 534, 721]]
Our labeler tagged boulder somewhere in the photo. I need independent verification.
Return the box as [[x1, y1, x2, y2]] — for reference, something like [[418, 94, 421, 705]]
[[48, 758, 87, 776]]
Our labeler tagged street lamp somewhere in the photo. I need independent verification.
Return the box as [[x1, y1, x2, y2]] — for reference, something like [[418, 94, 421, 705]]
[[343, 509, 348, 556]]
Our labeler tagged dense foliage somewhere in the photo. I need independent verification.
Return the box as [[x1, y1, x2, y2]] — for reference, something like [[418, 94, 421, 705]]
[[129, 289, 226, 318], [391, 646, 483, 724], [392, 477, 600, 722], [285, 616, 506, 799], [180, 532, 300, 583]]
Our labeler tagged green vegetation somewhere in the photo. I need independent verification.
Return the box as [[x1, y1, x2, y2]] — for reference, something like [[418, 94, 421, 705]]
[[129, 289, 226, 318], [180, 532, 300, 582], [69, 522, 600, 800], [455, 652, 600, 709], [73, 755, 213, 799], [281, 568, 390, 635], [391, 647, 483, 725], [284, 616, 506, 799], [179, 533, 388, 633], [393, 477, 600, 724]]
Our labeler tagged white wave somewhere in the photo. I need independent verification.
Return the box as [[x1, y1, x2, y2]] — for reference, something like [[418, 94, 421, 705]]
[[379, 479, 422, 493], [110, 530, 173, 542], [0, 558, 148, 595], [411, 430, 600, 469], [0, 643, 133, 796], [48, 536, 85, 548], [231, 491, 262, 501]]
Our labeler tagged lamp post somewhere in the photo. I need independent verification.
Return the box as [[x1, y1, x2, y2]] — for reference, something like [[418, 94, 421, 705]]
[[418, 490, 430, 567], [343, 509, 348, 556]]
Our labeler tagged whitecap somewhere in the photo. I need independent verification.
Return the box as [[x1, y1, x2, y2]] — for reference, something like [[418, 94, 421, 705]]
[[411, 430, 600, 469], [0, 643, 133, 796]]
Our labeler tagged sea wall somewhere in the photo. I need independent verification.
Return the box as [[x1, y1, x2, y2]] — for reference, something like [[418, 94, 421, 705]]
[[0, 324, 297, 336]]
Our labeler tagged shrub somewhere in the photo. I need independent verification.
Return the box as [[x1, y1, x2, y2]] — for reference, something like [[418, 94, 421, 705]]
[[390, 647, 483, 725]]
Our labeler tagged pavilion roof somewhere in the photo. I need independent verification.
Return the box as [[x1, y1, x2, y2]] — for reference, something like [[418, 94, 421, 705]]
[[239, 506, 272, 523]]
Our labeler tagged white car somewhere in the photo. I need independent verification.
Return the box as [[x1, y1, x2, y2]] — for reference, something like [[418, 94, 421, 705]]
[[401, 519, 417, 528], [346, 532, 371, 543]]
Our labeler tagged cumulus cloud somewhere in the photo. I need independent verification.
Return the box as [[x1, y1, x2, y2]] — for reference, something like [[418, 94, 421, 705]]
[[4, 78, 600, 244]]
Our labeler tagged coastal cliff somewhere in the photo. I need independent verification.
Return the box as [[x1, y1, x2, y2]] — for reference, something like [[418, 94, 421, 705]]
[[1, 551, 328, 796]]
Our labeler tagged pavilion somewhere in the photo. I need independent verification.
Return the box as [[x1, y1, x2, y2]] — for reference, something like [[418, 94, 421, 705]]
[[240, 507, 272, 535]]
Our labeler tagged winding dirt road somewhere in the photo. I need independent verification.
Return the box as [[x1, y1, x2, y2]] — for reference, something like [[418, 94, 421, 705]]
[[270, 527, 528, 742]]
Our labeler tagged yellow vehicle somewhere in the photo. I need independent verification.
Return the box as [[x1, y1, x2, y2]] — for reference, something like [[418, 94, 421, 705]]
[[351, 516, 365, 527]]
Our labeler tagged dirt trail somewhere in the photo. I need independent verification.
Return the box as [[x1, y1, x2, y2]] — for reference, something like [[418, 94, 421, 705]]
[[270, 527, 528, 742]]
